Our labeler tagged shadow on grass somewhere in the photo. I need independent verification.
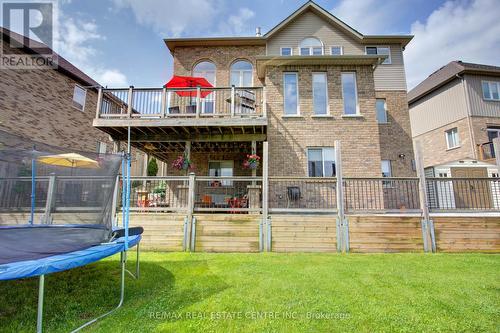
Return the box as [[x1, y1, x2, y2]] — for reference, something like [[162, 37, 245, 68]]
[[0, 257, 229, 333]]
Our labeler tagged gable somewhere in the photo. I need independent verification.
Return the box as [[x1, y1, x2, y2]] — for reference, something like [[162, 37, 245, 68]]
[[266, 9, 364, 56]]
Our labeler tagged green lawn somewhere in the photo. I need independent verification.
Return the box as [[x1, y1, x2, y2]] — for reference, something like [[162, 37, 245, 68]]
[[1, 253, 499, 332]]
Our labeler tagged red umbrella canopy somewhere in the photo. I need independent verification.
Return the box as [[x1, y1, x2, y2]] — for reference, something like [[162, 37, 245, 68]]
[[165, 75, 214, 97]]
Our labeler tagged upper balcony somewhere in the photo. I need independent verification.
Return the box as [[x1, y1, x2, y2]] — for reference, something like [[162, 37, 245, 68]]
[[93, 86, 267, 143]]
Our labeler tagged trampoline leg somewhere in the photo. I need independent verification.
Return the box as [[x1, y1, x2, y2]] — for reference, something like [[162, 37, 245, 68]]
[[136, 244, 140, 279], [37, 275, 45, 333], [70, 251, 126, 333]]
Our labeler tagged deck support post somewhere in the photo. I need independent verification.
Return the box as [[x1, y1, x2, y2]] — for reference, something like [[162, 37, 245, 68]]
[[127, 86, 133, 118], [415, 141, 435, 252], [262, 141, 270, 252], [161, 87, 167, 118], [230, 85, 235, 117], [186, 172, 196, 251], [95, 87, 103, 119], [335, 140, 348, 253], [493, 137, 500, 168]]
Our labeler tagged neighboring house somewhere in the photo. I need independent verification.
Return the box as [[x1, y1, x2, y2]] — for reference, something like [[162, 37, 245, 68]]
[[94, 0, 415, 186], [408, 61, 500, 168], [0, 28, 111, 154]]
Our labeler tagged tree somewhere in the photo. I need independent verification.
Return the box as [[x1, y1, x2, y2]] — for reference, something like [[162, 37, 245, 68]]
[[147, 158, 158, 177]]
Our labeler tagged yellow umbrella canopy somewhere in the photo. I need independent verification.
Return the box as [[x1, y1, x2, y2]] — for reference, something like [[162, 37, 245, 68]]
[[38, 153, 99, 169]]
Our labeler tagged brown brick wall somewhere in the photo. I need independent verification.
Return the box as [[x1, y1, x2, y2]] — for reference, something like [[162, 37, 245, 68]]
[[173, 45, 266, 87], [0, 44, 109, 152], [413, 117, 474, 167], [377, 91, 416, 177], [470, 116, 500, 147], [265, 64, 382, 177]]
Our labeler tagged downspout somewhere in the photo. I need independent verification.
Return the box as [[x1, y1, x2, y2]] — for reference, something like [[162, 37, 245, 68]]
[[457, 74, 477, 159]]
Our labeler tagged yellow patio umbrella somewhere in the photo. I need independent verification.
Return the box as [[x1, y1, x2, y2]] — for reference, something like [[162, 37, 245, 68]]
[[38, 153, 99, 169]]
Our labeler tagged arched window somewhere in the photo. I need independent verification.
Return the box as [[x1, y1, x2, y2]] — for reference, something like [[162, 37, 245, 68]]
[[230, 60, 253, 87], [193, 61, 216, 85], [300, 37, 323, 56]]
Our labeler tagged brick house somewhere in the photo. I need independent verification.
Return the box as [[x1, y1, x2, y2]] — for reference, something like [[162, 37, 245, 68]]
[[0, 28, 114, 155], [408, 61, 500, 170], [93, 1, 416, 210]]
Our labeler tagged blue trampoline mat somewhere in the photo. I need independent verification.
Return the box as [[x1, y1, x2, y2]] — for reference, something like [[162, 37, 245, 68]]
[[0, 235, 141, 281]]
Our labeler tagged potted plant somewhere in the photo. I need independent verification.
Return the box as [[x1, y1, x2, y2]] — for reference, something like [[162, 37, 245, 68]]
[[243, 154, 260, 170]]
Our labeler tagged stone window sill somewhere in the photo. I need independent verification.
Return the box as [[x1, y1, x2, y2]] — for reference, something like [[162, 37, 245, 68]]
[[341, 114, 364, 119]]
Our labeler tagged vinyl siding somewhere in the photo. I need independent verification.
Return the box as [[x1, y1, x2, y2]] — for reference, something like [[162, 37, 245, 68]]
[[464, 74, 500, 118], [266, 10, 407, 91], [409, 78, 468, 137], [372, 45, 407, 91], [266, 11, 364, 56]]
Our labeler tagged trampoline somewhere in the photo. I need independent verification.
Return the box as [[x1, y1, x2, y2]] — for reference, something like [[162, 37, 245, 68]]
[[0, 140, 141, 333]]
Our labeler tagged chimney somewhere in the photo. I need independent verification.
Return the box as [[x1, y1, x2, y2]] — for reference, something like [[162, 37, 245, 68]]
[[255, 27, 262, 37]]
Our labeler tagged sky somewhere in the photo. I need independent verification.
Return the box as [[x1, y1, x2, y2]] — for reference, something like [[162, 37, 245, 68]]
[[12, 0, 500, 89]]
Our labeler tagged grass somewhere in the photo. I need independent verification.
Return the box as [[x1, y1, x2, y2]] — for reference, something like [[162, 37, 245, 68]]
[[0, 252, 499, 333]]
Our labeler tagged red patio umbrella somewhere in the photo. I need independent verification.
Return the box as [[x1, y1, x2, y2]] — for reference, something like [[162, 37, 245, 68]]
[[165, 75, 213, 98]]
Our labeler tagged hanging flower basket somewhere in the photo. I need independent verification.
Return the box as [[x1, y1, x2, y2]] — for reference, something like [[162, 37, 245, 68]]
[[172, 154, 194, 171], [243, 154, 260, 170]]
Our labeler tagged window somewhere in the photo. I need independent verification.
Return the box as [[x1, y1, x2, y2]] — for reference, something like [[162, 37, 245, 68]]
[[365, 46, 391, 64], [312, 73, 328, 115], [482, 81, 500, 101], [193, 61, 216, 113], [376, 99, 388, 123], [299, 37, 323, 55], [487, 127, 500, 141], [341, 72, 358, 115], [445, 128, 460, 149], [438, 172, 448, 178], [72, 85, 87, 111], [208, 161, 233, 186], [331, 46, 343, 55], [193, 61, 216, 84], [381, 160, 392, 177], [97, 141, 107, 154], [283, 72, 299, 115], [281, 47, 292, 56], [307, 148, 336, 177], [230, 60, 253, 87]]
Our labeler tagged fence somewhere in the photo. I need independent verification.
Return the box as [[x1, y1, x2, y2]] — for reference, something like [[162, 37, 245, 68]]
[[96, 86, 264, 119]]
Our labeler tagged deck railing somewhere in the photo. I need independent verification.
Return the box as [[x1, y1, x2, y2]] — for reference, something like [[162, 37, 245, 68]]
[[426, 177, 500, 212], [96, 86, 265, 119]]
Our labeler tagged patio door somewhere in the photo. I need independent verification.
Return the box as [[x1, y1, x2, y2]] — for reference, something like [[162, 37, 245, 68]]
[[193, 61, 216, 114], [450, 167, 491, 209]]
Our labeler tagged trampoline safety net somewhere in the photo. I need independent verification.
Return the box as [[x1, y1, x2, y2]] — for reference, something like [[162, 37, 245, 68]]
[[0, 143, 122, 264]]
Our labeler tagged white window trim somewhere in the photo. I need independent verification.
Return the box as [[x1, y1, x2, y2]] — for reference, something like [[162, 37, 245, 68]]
[[481, 80, 500, 101], [280, 47, 293, 56], [330, 45, 343, 55], [230, 60, 253, 87], [445, 128, 460, 149], [208, 160, 234, 186], [376, 98, 388, 124], [306, 147, 335, 177], [283, 72, 299, 116], [365, 46, 392, 65], [72, 84, 87, 112], [341, 72, 359, 116], [312, 72, 329, 116], [299, 37, 324, 56]]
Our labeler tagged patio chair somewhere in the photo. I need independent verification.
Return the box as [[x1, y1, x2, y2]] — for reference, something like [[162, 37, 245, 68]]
[[287, 186, 301, 208]]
